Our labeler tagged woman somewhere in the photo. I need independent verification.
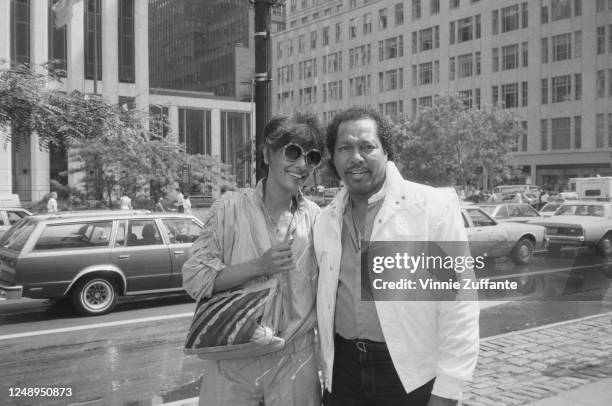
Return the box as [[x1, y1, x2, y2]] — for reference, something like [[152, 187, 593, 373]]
[[182, 112, 324, 406]]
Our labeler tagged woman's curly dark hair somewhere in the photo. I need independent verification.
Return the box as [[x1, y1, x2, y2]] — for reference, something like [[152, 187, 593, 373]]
[[326, 106, 396, 178], [259, 111, 325, 173]]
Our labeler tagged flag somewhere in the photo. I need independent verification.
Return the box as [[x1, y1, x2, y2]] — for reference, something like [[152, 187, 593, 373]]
[[52, 0, 73, 28]]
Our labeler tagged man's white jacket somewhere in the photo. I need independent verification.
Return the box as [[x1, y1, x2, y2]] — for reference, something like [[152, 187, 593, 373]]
[[314, 161, 480, 400]]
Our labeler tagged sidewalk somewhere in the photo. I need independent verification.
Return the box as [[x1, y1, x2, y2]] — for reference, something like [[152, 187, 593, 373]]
[[462, 312, 612, 406]]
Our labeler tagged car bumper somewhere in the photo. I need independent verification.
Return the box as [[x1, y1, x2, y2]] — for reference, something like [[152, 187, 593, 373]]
[[0, 282, 23, 300], [545, 235, 585, 246]]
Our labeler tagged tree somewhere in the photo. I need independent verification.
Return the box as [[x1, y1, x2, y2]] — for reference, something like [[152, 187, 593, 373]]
[[393, 94, 524, 187], [1, 62, 235, 206]]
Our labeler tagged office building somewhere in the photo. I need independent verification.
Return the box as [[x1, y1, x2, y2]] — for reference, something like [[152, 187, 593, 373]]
[[272, 0, 612, 190]]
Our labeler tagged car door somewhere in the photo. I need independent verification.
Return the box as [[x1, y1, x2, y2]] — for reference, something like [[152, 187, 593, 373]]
[[111, 218, 173, 292], [160, 217, 203, 288], [465, 208, 509, 258]]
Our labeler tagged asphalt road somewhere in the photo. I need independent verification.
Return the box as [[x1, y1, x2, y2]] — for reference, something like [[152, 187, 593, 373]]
[[1, 251, 611, 405]]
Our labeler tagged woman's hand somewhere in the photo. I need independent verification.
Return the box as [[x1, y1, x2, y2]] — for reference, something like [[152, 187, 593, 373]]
[[258, 241, 294, 275]]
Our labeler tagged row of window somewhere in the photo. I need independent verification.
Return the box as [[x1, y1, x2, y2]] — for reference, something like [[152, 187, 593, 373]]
[[596, 25, 612, 55], [541, 0, 582, 24], [541, 32, 581, 63], [540, 116, 582, 151], [492, 82, 529, 109], [411, 0, 482, 20], [492, 43, 527, 72], [10, 0, 135, 83]]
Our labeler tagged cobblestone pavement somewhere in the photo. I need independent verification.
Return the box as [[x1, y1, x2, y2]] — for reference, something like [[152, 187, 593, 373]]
[[462, 312, 612, 406]]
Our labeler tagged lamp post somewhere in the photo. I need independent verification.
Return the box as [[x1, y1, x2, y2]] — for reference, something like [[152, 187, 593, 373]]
[[252, 0, 282, 182]]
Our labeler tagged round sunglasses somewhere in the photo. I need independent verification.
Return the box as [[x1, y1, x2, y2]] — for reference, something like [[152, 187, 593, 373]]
[[281, 143, 322, 168]]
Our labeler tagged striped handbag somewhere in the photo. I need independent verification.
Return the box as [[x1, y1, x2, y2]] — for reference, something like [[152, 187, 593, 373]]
[[183, 278, 285, 360]]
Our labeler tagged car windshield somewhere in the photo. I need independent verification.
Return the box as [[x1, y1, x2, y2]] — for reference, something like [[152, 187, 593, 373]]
[[555, 204, 606, 217], [541, 204, 560, 213], [480, 206, 495, 215]]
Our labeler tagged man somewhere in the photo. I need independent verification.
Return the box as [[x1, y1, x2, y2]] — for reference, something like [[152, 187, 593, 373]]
[[314, 107, 479, 406]]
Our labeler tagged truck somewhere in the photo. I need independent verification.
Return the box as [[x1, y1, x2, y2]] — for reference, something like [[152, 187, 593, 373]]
[[568, 177, 612, 200]]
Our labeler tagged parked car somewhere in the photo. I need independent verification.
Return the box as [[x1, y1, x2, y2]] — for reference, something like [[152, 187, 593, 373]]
[[492, 184, 542, 196], [539, 202, 564, 217], [528, 202, 612, 257], [479, 203, 541, 223], [462, 206, 545, 265], [0, 211, 203, 315], [0, 207, 31, 239], [499, 192, 540, 207]]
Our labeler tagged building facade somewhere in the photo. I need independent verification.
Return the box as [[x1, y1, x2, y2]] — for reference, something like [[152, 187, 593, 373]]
[[1, 0, 254, 202], [272, 0, 612, 191]]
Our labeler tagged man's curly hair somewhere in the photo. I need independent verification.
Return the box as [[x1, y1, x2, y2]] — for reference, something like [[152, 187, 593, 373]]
[[326, 106, 396, 178]]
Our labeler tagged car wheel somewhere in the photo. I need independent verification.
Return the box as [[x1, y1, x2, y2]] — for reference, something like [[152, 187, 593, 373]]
[[511, 238, 534, 265], [547, 244, 562, 256], [71, 275, 118, 316], [597, 233, 612, 257]]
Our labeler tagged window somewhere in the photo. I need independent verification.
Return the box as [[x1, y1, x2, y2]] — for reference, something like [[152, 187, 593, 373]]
[[412, 0, 421, 20], [84, 0, 102, 80], [450, 0, 460, 9], [574, 0, 581, 16], [162, 219, 201, 244], [419, 28, 433, 51], [521, 2, 528, 28], [311, 31, 317, 49], [419, 62, 433, 85], [475, 52, 481, 75], [541, 78, 548, 104], [457, 54, 473, 78], [520, 121, 528, 151], [299, 34, 305, 53], [11, 0, 30, 65], [552, 75, 571, 102], [492, 10, 499, 35], [287, 39, 293, 56], [179, 109, 212, 155], [540, 119, 548, 150], [335, 22, 342, 42], [596, 114, 605, 148], [48, 0, 67, 73], [596, 0, 604, 12], [351, 75, 371, 97], [502, 44, 519, 70], [395, 3, 404, 25], [434, 25, 440, 48], [522, 81, 528, 107], [412, 32, 418, 53], [551, 0, 572, 21], [492, 85, 499, 105], [379, 36, 402, 60], [35, 221, 113, 250], [449, 21, 455, 44], [363, 13, 372, 35], [521, 42, 528, 67], [434, 60, 440, 82], [551, 117, 571, 150], [502, 83, 519, 108], [475, 88, 481, 109], [575, 73, 582, 100], [412, 65, 417, 86], [541, 3, 549, 23], [597, 26, 605, 55], [609, 69, 612, 97], [458, 17, 473, 42], [492, 48, 499, 72], [609, 24, 612, 53], [459, 90, 473, 108], [574, 116, 581, 149], [430, 0, 440, 14], [541, 38, 548, 63], [379, 9, 387, 30], [597, 70, 605, 98], [126, 220, 162, 246], [149, 105, 169, 139], [449, 57, 455, 80], [349, 18, 356, 39], [322, 27, 329, 46], [574, 31, 581, 58], [501, 5, 519, 33], [118, 0, 134, 83], [609, 113, 612, 147], [475, 15, 481, 39], [552, 33, 571, 61]]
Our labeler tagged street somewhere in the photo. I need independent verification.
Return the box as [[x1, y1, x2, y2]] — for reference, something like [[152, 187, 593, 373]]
[[0, 252, 611, 406]]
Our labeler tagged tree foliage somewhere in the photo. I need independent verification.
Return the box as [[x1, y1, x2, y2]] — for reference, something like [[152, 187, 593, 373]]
[[1, 62, 235, 206], [393, 94, 524, 187]]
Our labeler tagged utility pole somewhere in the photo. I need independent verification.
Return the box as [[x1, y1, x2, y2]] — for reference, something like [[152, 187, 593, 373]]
[[252, 0, 279, 182]]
